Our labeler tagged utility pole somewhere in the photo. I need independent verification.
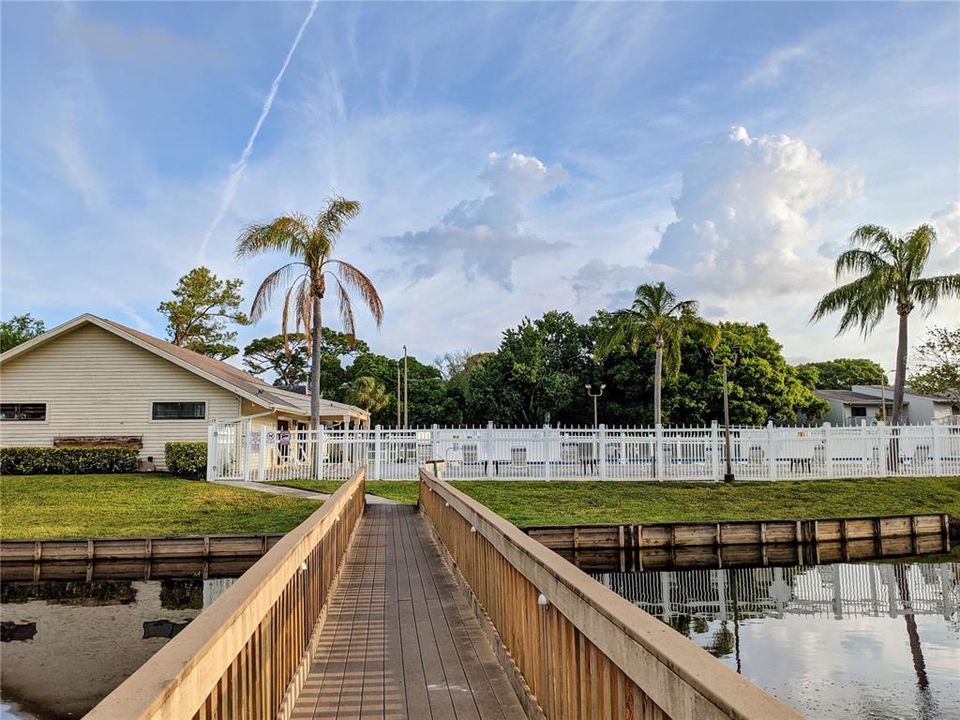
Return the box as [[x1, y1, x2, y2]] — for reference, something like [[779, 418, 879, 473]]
[[396, 363, 401, 428], [403, 345, 409, 430]]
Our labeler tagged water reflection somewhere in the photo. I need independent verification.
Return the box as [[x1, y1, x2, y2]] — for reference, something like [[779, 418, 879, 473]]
[[589, 558, 960, 719], [0, 559, 255, 720]]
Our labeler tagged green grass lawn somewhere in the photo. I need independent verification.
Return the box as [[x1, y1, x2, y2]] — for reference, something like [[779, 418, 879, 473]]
[[453, 476, 960, 527], [2, 474, 321, 540], [269, 476, 960, 527], [268, 480, 420, 505]]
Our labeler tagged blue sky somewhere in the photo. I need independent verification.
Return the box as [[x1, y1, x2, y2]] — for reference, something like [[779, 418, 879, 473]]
[[2, 1, 958, 367]]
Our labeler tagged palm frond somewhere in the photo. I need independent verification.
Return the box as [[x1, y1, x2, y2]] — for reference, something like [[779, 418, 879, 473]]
[[329, 259, 384, 326], [834, 248, 891, 280], [235, 214, 312, 259], [328, 273, 357, 341], [911, 273, 960, 314], [249, 263, 301, 322]]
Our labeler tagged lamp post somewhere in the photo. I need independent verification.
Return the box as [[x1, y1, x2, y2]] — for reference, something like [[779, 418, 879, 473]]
[[709, 349, 739, 483], [403, 346, 409, 430], [585, 383, 606, 428]]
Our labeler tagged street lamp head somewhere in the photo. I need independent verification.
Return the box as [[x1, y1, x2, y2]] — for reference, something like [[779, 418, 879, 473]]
[[600, 383, 607, 390]]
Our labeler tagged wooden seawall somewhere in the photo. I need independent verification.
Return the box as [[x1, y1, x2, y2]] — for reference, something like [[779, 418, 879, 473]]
[[526, 513, 952, 551], [0, 533, 284, 562]]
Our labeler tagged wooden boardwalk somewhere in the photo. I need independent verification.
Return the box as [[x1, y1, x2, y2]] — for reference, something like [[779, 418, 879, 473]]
[[290, 504, 527, 720]]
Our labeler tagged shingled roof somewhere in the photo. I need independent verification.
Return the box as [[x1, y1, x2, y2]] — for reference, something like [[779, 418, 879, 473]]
[[0, 314, 369, 420]]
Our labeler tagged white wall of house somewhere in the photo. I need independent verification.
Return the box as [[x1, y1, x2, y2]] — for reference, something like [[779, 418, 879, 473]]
[[0, 324, 241, 468], [851, 386, 957, 424], [822, 398, 884, 426]]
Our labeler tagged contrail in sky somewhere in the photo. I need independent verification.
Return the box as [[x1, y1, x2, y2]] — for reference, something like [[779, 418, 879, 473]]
[[198, 0, 320, 260]]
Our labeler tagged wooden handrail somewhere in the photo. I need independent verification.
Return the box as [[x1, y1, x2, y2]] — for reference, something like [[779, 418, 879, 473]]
[[87, 468, 366, 720], [419, 468, 802, 720]]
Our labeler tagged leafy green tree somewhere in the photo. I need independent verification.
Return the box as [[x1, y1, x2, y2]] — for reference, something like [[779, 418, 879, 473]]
[[243, 334, 309, 387], [158, 267, 249, 359], [596, 282, 719, 425], [465, 311, 596, 425], [343, 375, 391, 414], [908, 326, 960, 401], [798, 358, 888, 390], [236, 197, 384, 427], [1, 314, 45, 352], [812, 224, 960, 423]]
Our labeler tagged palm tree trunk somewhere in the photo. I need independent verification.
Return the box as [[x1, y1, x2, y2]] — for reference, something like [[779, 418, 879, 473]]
[[310, 294, 322, 429], [654, 338, 663, 425], [892, 311, 909, 425]]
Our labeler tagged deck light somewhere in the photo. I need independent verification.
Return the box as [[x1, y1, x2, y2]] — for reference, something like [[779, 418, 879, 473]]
[[537, 593, 550, 608]]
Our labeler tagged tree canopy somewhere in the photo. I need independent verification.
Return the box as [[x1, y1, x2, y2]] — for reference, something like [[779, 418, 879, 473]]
[[158, 267, 249, 359], [908, 326, 960, 400], [1, 314, 45, 352], [798, 358, 888, 390]]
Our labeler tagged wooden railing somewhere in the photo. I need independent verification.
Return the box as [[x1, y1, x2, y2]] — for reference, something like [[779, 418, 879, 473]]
[[87, 468, 366, 720], [419, 468, 802, 720]]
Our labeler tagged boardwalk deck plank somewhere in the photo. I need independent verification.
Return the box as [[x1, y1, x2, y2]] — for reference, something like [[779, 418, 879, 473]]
[[290, 505, 527, 720]]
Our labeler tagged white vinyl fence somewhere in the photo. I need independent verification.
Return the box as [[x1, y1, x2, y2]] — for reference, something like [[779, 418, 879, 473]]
[[207, 421, 960, 483]]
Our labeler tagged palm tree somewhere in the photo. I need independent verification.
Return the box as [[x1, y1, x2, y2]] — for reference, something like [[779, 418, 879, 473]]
[[596, 282, 719, 425], [344, 375, 391, 415], [812, 224, 960, 424], [236, 197, 384, 428]]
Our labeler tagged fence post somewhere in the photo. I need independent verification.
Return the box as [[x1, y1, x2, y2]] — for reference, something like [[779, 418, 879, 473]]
[[599, 424, 608, 479], [876, 421, 888, 477], [431, 424, 439, 463], [766, 421, 776, 480], [710, 421, 721, 482], [485, 421, 494, 479], [258, 426, 267, 481], [315, 426, 325, 480], [931, 423, 944, 476], [241, 418, 252, 482], [206, 424, 217, 481], [374, 425, 383, 481], [654, 424, 664, 481], [543, 425, 552, 480], [822, 422, 833, 478]]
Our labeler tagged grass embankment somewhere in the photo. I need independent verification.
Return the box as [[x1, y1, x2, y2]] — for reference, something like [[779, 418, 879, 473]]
[[268, 480, 420, 505], [269, 476, 960, 527], [454, 477, 960, 527], [1, 474, 320, 540]]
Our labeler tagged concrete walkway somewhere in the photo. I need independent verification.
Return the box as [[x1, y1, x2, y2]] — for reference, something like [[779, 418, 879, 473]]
[[213, 479, 397, 505]]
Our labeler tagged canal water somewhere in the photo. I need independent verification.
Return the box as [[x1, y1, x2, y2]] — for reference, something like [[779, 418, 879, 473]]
[[578, 550, 960, 720], [0, 559, 257, 719]]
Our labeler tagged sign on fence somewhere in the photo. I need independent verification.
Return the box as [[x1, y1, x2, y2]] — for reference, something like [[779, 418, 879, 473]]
[[207, 421, 960, 484]]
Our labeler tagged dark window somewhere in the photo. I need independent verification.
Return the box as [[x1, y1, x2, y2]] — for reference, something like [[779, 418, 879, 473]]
[[152, 402, 205, 420], [0, 403, 46, 421], [851, 406, 867, 417]]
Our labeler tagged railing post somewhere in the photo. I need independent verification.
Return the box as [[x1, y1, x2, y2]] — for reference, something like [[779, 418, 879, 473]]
[[822, 422, 833, 478], [242, 418, 252, 482], [710, 420, 720, 482], [766, 421, 776, 480], [931, 423, 944, 476], [654, 424, 664, 481], [374, 425, 383, 481], [258, 426, 267, 481], [206, 423, 217, 481], [599, 424, 608, 479]]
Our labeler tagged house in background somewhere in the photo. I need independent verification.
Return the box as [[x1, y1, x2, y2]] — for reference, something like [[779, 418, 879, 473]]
[[816, 385, 959, 426], [816, 389, 895, 426], [0, 314, 369, 469]]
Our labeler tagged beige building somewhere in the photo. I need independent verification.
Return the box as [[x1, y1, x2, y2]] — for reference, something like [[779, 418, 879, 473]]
[[0, 314, 369, 468]]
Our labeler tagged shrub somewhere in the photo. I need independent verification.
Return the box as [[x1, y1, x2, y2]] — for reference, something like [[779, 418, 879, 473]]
[[0, 447, 139, 475], [165, 441, 207, 480]]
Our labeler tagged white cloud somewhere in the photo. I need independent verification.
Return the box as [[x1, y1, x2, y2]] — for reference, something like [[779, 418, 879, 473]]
[[384, 152, 569, 288], [744, 44, 809, 87], [648, 126, 862, 295], [569, 259, 648, 309], [932, 201, 960, 269]]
